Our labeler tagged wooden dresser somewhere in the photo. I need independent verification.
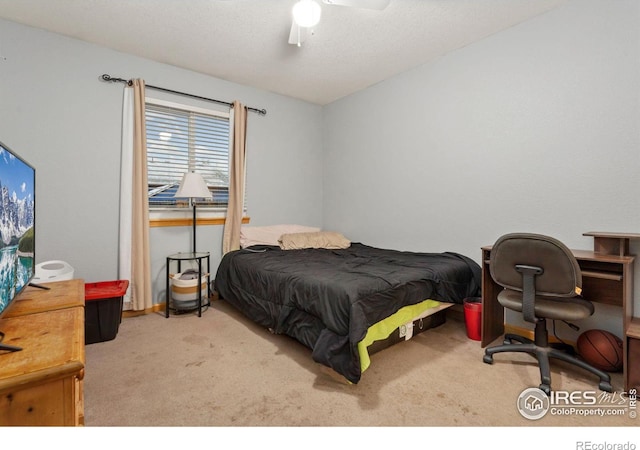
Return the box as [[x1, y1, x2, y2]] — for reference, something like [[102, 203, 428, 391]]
[[0, 279, 85, 426]]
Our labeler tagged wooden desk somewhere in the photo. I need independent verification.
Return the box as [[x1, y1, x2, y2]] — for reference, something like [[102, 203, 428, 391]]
[[481, 242, 637, 391], [0, 281, 85, 426]]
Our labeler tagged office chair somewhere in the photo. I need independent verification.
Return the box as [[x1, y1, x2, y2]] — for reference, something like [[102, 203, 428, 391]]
[[483, 233, 612, 395]]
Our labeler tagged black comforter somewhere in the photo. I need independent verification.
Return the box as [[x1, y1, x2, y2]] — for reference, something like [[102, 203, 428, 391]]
[[214, 243, 481, 383]]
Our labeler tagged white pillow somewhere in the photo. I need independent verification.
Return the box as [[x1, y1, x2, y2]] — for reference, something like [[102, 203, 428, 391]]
[[239, 224, 321, 248]]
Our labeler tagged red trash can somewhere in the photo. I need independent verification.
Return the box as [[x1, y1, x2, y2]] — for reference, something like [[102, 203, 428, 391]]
[[463, 297, 482, 341]]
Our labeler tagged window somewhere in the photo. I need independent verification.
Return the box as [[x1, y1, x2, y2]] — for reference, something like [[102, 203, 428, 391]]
[[145, 98, 231, 210]]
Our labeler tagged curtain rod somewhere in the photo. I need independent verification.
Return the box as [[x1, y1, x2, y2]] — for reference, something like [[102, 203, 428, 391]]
[[100, 74, 267, 116]]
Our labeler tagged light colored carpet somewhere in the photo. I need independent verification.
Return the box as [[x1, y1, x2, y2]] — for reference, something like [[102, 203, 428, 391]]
[[84, 298, 634, 430]]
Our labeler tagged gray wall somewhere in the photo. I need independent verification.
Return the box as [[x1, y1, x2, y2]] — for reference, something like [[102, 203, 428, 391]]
[[0, 19, 323, 305], [322, 0, 640, 337]]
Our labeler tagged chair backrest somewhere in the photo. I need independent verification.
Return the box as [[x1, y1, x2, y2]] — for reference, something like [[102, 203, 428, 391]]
[[489, 233, 581, 297]]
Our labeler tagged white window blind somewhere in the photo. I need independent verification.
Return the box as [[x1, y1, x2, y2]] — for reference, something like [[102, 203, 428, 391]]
[[145, 100, 231, 209]]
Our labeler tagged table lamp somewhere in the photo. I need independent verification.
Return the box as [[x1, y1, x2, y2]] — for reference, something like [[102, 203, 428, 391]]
[[174, 171, 213, 253]]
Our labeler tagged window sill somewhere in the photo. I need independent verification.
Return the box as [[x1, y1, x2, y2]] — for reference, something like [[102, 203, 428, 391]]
[[149, 209, 250, 228]]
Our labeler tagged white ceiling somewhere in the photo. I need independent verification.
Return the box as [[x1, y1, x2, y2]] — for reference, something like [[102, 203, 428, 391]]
[[0, 0, 568, 105]]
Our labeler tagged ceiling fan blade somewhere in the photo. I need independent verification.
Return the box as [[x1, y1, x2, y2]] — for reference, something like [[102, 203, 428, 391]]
[[288, 21, 310, 46], [322, 0, 390, 10]]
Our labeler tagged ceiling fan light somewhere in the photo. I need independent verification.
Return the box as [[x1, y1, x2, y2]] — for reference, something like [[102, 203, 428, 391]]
[[292, 0, 322, 28]]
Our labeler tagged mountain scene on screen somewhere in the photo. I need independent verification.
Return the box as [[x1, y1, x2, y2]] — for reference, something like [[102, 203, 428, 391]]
[[0, 182, 34, 251], [0, 177, 34, 312]]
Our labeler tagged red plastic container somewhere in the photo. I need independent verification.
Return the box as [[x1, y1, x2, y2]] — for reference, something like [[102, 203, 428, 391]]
[[84, 280, 129, 345], [463, 297, 482, 341]]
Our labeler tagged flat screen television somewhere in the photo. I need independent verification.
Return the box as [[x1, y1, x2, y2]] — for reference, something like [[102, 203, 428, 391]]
[[0, 140, 35, 352]]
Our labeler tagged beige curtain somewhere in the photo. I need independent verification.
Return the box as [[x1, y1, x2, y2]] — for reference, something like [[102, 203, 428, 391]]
[[128, 79, 153, 310], [222, 101, 248, 254]]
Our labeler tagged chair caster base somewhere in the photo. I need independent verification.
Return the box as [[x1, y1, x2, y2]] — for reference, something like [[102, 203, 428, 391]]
[[483, 354, 494, 364], [539, 384, 551, 396], [599, 380, 613, 393]]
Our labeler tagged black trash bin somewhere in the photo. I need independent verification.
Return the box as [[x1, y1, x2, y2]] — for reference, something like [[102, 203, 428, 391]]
[[84, 280, 129, 345]]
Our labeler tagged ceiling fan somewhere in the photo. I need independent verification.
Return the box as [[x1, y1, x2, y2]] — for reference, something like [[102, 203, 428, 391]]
[[288, 0, 391, 47]]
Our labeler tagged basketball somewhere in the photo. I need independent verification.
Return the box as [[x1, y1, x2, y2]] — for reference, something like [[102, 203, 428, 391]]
[[576, 329, 624, 372]]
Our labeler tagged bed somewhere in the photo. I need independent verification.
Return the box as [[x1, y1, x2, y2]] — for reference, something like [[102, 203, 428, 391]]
[[214, 227, 482, 384]]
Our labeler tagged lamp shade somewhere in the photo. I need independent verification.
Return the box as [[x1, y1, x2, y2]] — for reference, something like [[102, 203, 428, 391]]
[[174, 171, 212, 199]]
